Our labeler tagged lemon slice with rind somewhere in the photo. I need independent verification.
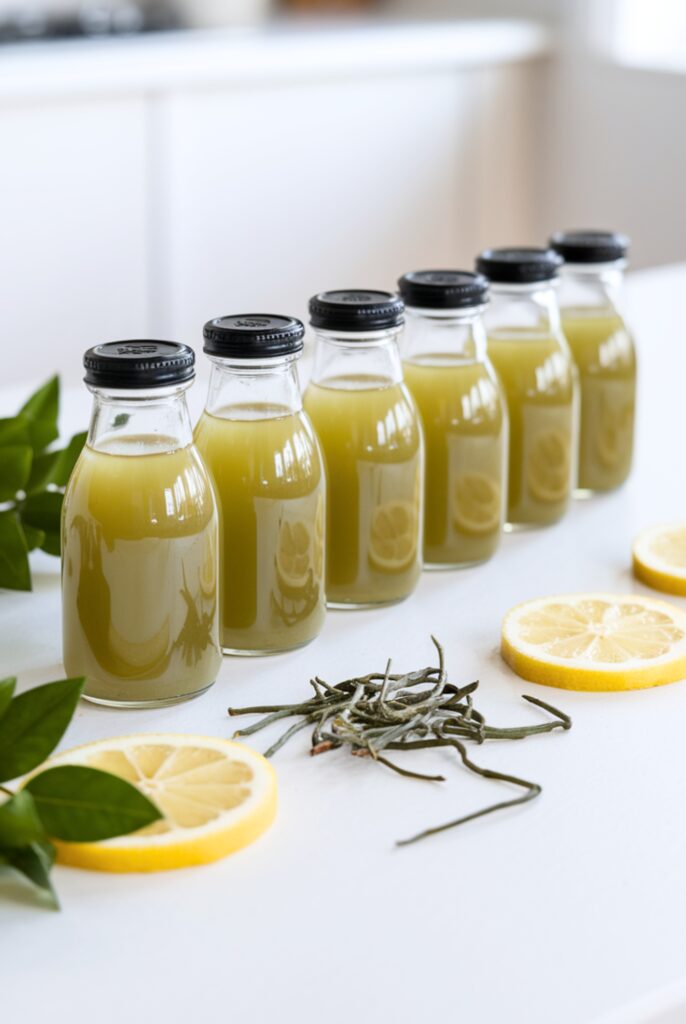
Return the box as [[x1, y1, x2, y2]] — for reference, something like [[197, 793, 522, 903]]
[[502, 593, 686, 691], [597, 398, 634, 470], [46, 735, 277, 872], [277, 520, 313, 588], [527, 429, 571, 504], [453, 473, 501, 536], [369, 500, 418, 573], [633, 523, 686, 596]]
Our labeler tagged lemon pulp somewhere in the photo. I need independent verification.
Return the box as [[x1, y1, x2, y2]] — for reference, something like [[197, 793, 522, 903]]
[[502, 593, 686, 691]]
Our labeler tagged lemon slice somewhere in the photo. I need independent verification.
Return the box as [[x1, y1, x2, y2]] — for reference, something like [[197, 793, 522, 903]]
[[597, 398, 634, 469], [277, 520, 313, 588], [46, 734, 277, 872], [501, 593, 686, 691], [453, 473, 501, 536], [369, 500, 417, 572], [527, 429, 571, 504], [313, 496, 325, 579], [633, 523, 686, 596]]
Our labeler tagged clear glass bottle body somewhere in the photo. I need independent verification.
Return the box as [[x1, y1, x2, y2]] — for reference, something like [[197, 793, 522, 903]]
[[62, 382, 222, 707], [303, 327, 423, 607], [194, 354, 326, 655], [484, 282, 578, 529], [402, 305, 507, 567], [558, 262, 636, 495]]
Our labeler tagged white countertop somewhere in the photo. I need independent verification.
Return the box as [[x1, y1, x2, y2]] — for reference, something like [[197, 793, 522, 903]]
[[0, 18, 551, 101], [3, 264, 686, 1024]]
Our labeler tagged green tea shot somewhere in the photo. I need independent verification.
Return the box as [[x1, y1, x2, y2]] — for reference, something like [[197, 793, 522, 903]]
[[62, 341, 222, 707], [303, 290, 423, 607], [551, 230, 636, 495], [399, 270, 507, 568], [195, 315, 326, 655], [476, 248, 579, 529]]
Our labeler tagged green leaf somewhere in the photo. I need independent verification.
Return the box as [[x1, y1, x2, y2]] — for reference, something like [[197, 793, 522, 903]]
[[19, 522, 45, 552], [2, 840, 59, 908], [26, 765, 162, 841], [0, 677, 16, 720], [0, 445, 32, 501], [0, 677, 84, 782], [20, 490, 63, 556], [19, 377, 59, 452], [24, 452, 57, 495], [0, 790, 46, 847], [0, 415, 30, 448], [0, 509, 31, 591], [26, 431, 87, 494]]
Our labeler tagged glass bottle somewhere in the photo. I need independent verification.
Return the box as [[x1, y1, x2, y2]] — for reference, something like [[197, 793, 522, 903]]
[[550, 230, 636, 496], [399, 270, 507, 568], [62, 341, 222, 707], [477, 248, 578, 529], [194, 315, 326, 655], [303, 290, 423, 607]]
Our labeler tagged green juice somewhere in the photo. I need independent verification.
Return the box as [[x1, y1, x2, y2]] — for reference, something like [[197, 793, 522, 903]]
[[62, 440, 222, 706], [194, 404, 325, 653], [303, 375, 422, 606], [561, 309, 636, 493], [487, 329, 576, 527], [403, 357, 505, 566]]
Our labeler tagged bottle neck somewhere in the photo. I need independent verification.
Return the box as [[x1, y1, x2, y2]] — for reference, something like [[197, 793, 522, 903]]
[[483, 281, 562, 336], [87, 382, 194, 455], [310, 327, 404, 388], [558, 262, 625, 314], [402, 305, 487, 363], [205, 354, 302, 420]]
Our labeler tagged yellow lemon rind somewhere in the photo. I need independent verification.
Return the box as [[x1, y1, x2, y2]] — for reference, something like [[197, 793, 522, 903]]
[[632, 526, 686, 596], [501, 632, 686, 692], [632, 554, 686, 597]]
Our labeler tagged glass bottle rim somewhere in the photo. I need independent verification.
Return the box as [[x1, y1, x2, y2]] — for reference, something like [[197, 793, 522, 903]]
[[311, 324, 402, 344], [206, 351, 301, 370], [86, 380, 193, 401], [560, 258, 627, 275], [486, 279, 560, 295], [404, 302, 487, 320]]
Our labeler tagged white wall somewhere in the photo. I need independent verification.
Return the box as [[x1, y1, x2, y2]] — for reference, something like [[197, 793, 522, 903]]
[[0, 24, 548, 386], [388, 0, 686, 268], [542, 55, 686, 268], [1, 97, 150, 384]]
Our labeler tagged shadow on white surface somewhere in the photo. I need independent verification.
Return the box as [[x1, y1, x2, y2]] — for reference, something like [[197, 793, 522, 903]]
[[593, 981, 686, 1024]]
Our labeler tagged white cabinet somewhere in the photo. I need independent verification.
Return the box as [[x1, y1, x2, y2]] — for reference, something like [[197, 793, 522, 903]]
[[472, 61, 543, 247], [0, 98, 148, 384], [152, 72, 483, 346], [0, 27, 546, 387]]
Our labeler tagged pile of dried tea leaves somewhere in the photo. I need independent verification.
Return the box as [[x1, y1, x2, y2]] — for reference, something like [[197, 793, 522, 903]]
[[228, 637, 571, 846]]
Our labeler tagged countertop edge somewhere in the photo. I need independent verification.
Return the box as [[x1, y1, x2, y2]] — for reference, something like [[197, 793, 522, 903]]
[[0, 19, 553, 103]]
